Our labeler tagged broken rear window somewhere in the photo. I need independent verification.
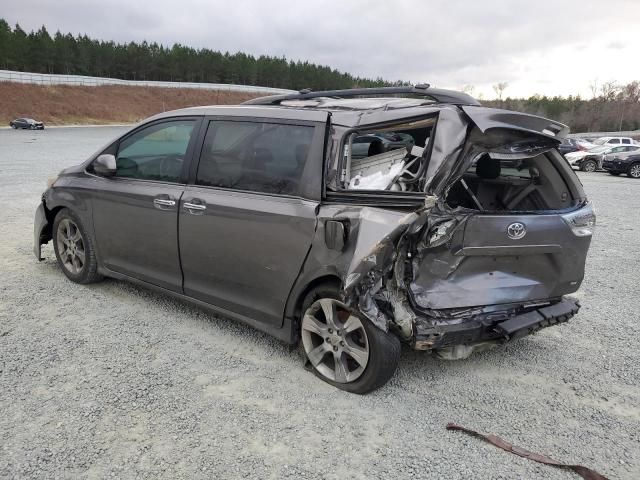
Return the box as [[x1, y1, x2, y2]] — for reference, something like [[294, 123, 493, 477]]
[[446, 152, 576, 212]]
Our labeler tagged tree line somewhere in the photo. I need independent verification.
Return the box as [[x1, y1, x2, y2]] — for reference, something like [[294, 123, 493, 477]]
[[1, 19, 638, 132], [483, 80, 640, 133], [0, 19, 401, 90]]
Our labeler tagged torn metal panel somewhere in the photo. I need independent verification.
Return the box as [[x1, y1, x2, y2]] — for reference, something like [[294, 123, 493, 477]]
[[409, 209, 591, 310], [461, 105, 570, 140]]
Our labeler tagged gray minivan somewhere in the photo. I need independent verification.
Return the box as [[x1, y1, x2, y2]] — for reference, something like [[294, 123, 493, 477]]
[[34, 86, 595, 393]]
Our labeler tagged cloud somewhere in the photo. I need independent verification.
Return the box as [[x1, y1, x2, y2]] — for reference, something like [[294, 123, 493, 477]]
[[3, 0, 640, 97]]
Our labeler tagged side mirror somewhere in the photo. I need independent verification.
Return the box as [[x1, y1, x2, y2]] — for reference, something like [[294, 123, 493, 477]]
[[94, 154, 116, 177]]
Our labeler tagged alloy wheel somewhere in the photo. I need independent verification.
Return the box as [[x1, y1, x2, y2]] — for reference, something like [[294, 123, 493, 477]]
[[629, 164, 640, 178], [301, 298, 369, 383], [583, 161, 596, 172], [56, 219, 86, 274]]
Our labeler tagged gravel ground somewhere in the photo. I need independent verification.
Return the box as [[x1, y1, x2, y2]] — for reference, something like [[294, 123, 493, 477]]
[[1, 127, 639, 479]]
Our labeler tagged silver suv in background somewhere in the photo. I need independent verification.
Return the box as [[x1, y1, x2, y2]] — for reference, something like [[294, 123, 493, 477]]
[[34, 86, 595, 393]]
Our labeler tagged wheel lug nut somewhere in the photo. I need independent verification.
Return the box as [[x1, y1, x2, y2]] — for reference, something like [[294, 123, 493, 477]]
[[340, 341, 345, 347], [333, 346, 338, 352], [328, 328, 333, 334], [325, 337, 331, 343]]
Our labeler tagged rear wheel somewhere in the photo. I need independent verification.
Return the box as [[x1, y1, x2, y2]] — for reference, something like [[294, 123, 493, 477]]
[[300, 284, 400, 394], [581, 160, 597, 172], [628, 164, 640, 179], [53, 209, 103, 284]]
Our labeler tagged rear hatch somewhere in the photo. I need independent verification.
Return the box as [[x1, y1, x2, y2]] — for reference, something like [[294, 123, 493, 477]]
[[410, 107, 594, 311]]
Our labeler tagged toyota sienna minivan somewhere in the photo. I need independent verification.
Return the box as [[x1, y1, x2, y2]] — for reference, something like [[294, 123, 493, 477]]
[[34, 85, 595, 393]]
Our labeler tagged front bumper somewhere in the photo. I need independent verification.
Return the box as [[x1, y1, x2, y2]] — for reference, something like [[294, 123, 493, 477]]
[[413, 297, 580, 350], [34, 202, 50, 261]]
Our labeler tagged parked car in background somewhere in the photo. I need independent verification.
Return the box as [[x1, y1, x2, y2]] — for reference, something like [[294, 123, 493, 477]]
[[558, 138, 581, 155], [10, 118, 45, 130], [565, 144, 639, 172], [602, 150, 640, 178], [34, 86, 594, 393], [592, 136, 636, 146]]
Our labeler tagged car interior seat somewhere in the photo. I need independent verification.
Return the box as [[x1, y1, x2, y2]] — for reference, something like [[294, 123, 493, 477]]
[[474, 155, 503, 210]]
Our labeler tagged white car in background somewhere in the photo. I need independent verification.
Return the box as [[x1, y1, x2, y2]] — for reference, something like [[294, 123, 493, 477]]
[[593, 136, 637, 146], [573, 136, 637, 151], [565, 144, 640, 172]]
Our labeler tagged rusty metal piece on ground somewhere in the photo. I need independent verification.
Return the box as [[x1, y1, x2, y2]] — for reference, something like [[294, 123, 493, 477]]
[[446, 423, 609, 480]]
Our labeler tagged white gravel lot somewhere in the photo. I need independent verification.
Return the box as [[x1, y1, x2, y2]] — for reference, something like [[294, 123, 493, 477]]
[[1, 127, 639, 479]]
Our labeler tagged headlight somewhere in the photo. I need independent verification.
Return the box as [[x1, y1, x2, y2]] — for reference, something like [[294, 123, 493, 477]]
[[561, 203, 596, 237], [47, 176, 59, 188]]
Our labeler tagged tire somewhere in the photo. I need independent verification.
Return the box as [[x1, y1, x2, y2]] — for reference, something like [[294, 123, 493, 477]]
[[299, 283, 401, 394], [52, 208, 103, 284], [608, 171, 621, 176], [581, 159, 597, 172], [628, 163, 640, 179], [10, 124, 16, 129]]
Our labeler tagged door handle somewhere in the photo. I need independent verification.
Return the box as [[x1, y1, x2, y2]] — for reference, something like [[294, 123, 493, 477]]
[[183, 201, 207, 213], [153, 198, 176, 207]]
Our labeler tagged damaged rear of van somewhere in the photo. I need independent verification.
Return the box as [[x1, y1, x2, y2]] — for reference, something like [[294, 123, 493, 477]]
[[264, 89, 595, 392]]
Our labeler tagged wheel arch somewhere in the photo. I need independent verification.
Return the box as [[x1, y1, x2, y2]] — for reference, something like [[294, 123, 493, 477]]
[[284, 272, 343, 345]]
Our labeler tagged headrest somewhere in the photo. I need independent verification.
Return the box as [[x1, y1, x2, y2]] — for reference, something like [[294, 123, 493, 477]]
[[475, 156, 501, 179], [367, 139, 384, 157]]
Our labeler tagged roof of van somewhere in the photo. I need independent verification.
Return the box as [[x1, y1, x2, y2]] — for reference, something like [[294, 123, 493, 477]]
[[148, 100, 453, 127]]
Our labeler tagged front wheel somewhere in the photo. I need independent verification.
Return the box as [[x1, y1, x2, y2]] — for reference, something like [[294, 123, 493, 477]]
[[300, 285, 400, 394], [581, 160, 597, 172], [628, 164, 640, 179], [53, 208, 103, 284]]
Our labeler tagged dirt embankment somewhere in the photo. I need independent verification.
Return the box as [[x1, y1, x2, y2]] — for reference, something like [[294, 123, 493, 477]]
[[0, 82, 262, 126]]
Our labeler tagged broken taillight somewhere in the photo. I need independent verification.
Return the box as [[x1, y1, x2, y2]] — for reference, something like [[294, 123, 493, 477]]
[[561, 202, 596, 237]]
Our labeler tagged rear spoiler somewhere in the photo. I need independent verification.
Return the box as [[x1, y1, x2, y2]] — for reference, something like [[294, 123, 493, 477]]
[[461, 106, 569, 141]]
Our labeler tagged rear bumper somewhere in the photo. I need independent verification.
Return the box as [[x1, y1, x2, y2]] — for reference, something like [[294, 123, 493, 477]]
[[413, 297, 580, 351]]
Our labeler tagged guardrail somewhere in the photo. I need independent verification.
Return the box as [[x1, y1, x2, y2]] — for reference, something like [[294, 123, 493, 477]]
[[568, 130, 640, 139], [0, 69, 295, 95]]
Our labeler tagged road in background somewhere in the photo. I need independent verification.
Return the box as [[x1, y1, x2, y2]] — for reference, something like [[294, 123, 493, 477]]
[[1, 127, 639, 479]]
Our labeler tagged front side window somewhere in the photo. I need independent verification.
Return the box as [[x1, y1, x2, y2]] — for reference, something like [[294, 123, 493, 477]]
[[115, 120, 196, 182], [196, 120, 314, 196], [608, 138, 620, 144]]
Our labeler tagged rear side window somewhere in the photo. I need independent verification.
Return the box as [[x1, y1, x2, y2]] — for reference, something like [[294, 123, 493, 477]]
[[196, 120, 314, 196], [622, 138, 631, 144], [116, 120, 196, 183]]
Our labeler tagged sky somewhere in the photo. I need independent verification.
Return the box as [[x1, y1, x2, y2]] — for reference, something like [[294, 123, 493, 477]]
[[3, 0, 640, 99]]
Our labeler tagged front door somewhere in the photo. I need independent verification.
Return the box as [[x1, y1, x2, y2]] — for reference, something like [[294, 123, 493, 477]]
[[179, 118, 324, 326], [92, 118, 200, 291]]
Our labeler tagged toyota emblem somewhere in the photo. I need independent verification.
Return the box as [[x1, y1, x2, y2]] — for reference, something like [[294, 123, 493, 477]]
[[507, 222, 526, 240]]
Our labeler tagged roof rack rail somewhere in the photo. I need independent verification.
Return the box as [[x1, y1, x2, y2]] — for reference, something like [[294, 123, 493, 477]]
[[242, 85, 481, 106]]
